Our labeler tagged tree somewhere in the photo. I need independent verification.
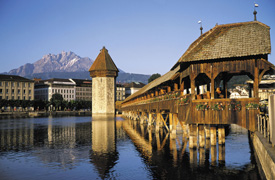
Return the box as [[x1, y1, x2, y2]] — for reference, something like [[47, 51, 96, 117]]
[[50, 93, 63, 110], [148, 73, 161, 83]]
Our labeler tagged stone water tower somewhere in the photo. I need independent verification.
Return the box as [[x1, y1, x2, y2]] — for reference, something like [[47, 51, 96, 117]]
[[89, 47, 119, 116]]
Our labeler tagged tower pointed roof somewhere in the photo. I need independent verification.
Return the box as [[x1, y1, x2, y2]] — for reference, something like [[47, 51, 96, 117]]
[[89, 47, 119, 77]]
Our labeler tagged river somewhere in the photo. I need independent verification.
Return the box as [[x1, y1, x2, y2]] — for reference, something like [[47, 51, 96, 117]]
[[0, 116, 261, 180]]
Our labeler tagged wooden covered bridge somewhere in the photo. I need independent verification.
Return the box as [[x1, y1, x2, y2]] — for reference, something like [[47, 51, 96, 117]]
[[121, 21, 274, 148]]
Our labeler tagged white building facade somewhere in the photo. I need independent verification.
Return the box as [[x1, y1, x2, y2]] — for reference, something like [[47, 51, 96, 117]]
[[35, 79, 76, 101]]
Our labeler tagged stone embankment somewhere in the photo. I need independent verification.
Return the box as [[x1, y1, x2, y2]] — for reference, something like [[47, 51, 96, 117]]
[[252, 94, 275, 180], [0, 110, 92, 119], [252, 132, 275, 180]]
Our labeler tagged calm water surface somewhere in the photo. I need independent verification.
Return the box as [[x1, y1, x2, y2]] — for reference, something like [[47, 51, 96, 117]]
[[0, 116, 261, 180]]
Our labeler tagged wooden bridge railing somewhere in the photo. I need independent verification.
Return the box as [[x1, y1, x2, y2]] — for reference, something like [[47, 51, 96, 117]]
[[187, 98, 259, 131], [122, 97, 260, 131], [258, 114, 270, 142]]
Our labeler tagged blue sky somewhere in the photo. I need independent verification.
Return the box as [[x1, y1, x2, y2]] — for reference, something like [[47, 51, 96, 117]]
[[0, 0, 274, 75]]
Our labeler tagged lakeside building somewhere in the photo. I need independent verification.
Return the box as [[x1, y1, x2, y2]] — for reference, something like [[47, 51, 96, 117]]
[[247, 75, 275, 100], [71, 79, 92, 101], [124, 82, 145, 98], [116, 84, 125, 101], [229, 85, 249, 99], [0, 74, 34, 100], [34, 78, 75, 101]]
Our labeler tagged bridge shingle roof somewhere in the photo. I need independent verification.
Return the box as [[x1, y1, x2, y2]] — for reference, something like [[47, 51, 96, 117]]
[[176, 21, 271, 65]]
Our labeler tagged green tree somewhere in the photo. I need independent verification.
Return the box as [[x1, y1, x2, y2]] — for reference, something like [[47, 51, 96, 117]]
[[148, 73, 161, 83], [50, 93, 63, 110]]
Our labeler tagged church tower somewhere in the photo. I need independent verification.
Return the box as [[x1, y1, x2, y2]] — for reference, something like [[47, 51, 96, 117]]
[[89, 47, 119, 116]]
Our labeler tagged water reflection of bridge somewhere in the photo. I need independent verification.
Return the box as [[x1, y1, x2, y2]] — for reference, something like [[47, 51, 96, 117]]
[[121, 119, 259, 179]]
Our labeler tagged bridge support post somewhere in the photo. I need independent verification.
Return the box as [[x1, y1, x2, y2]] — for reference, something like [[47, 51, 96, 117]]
[[156, 113, 161, 132], [182, 124, 189, 138], [133, 112, 137, 121], [148, 113, 153, 129], [205, 125, 210, 139], [198, 125, 205, 148], [189, 124, 197, 149], [218, 125, 225, 145], [210, 126, 217, 146], [169, 113, 177, 139], [129, 111, 133, 120], [140, 112, 146, 124]]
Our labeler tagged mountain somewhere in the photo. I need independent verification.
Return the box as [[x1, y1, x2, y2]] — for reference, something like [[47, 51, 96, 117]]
[[8, 51, 93, 76], [4, 51, 150, 84]]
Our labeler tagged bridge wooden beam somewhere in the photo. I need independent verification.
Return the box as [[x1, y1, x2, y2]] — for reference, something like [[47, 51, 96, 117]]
[[253, 59, 259, 98], [174, 83, 179, 91]]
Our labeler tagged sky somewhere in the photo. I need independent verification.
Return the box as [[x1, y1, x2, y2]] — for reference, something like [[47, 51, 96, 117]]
[[0, 0, 274, 75]]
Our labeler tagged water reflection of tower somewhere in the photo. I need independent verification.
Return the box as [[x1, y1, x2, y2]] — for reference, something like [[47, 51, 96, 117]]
[[90, 116, 118, 179]]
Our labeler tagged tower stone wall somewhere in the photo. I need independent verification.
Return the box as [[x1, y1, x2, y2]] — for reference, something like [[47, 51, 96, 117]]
[[92, 77, 116, 115]]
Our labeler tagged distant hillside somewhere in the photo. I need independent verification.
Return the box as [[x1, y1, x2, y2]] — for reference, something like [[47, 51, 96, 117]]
[[3, 51, 150, 84], [25, 71, 151, 84]]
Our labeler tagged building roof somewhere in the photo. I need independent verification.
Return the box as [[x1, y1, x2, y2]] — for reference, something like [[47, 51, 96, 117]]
[[124, 82, 146, 88], [39, 78, 76, 86], [0, 74, 34, 82], [174, 21, 271, 67], [71, 79, 92, 86], [89, 47, 119, 72]]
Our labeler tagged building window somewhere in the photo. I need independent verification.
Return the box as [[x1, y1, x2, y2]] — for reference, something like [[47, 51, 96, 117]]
[[12, 89, 14, 94], [12, 82, 14, 87], [0, 89, 2, 94], [23, 90, 26, 94], [18, 89, 20, 94], [24, 83, 26, 87], [17, 82, 20, 87], [28, 83, 31, 88], [61, 89, 63, 93], [29, 96, 31, 100], [23, 96, 25, 100], [12, 96, 14, 100], [5, 82, 9, 86], [6, 89, 8, 93], [29, 90, 31, 94], [52, 89, 54, 93], [0, 82, 2, 86], [18, 96, 20, 100], [6, 96, 8, 99]]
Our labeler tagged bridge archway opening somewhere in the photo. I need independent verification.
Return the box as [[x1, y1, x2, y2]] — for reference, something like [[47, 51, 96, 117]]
[[195, 73, 211, 97], [181, 76, 191, 95]]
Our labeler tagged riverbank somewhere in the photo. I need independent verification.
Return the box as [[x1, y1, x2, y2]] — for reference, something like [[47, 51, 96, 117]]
[[252, 131, 275, 180], [0, 110, 92, 119]]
